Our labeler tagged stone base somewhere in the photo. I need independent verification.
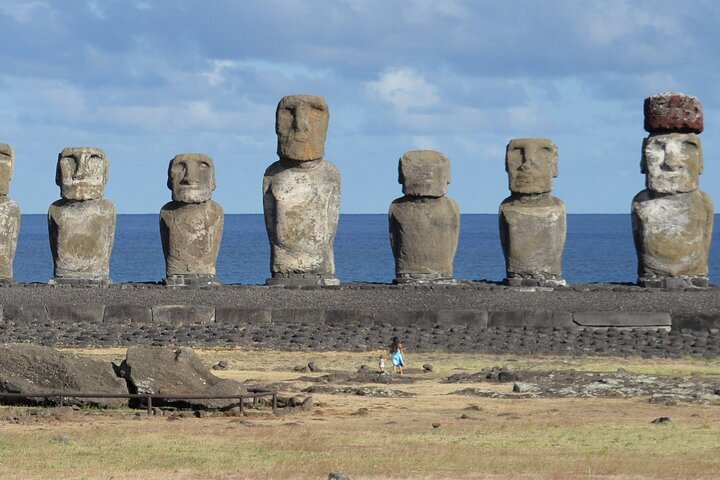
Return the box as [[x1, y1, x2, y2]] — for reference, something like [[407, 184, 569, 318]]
[[48, 276, 112, 286], [163, 274, 221, 287], [505, 276, 566, 287], [394, 274, 457, 285], [638, 275, 709, 289], [0, 277, 15, 285], [266, 274, 340, 287]]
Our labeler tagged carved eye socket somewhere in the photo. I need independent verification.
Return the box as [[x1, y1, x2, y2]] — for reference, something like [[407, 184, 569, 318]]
[[200, 162, 210, 169], [311, 104, 327, 112], [540, 146, 553, 153], [683, 140, 699, 149]]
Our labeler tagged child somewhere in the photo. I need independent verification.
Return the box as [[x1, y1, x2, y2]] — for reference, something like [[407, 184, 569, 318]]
[[378, 355, 386, 373], [389, 336, 405, 374]]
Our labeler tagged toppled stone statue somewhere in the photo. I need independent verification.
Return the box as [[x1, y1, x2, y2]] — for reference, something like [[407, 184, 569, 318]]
[[632, 92, 713, 288], [0, 344, 127, 408], [0, 144, 20, 283], [48, 147, 116, 285], [263, 94, 341, 286], [117, 345, 245, 409], [388, 150, 459, 283], [499, 138, 566, 286], [160, 153, 223, 286]]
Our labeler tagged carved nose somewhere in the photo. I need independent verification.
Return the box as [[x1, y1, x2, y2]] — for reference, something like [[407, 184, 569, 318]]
[[662, 149, 681, 171], [181, 163, 199, 185], [73, 155, 90, 179], [293, 106, 310, 132]]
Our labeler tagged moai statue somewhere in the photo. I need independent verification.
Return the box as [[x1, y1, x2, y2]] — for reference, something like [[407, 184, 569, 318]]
[[48, 147, 116, 285], [388, 150, 460, 284], [632, 92, 713, 288], [160, 153, 223, 286], [499, 138, 566, 286], [263, 94, 341, 286], [0, 144, 20, 283]]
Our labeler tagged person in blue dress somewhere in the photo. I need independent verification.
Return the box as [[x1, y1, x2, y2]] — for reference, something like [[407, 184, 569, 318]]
[[389, 336, 405, 374]]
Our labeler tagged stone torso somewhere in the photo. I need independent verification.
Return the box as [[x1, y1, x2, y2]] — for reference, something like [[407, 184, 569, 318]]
[[48, 198, 116, 280], [499, 196, 566, 279], [389, 196, 459, 277], [263, 159, 341, 276], [632, 189, 713, 277], [160, 200, 224, 276], [0, 197, 20, 280]]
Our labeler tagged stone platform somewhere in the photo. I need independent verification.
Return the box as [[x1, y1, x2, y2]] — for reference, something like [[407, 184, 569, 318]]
[[0, 282, 718, 356]]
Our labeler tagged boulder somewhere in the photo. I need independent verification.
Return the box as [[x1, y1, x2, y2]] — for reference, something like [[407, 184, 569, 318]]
[[0, 344, 127, 407], [118, 345, 245, 409]]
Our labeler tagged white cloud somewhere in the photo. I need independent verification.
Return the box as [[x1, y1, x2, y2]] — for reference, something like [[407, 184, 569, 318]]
[[0, 0, 49, 23], [367, 68, 440, 113], [202, 60, 237, 87]]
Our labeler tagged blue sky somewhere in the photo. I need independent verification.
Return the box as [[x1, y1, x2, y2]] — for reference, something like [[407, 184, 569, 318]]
[[2, 0, 720, 213]]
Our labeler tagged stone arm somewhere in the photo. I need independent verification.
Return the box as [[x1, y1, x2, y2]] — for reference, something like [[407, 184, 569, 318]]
[[447, 197, 460, 262]]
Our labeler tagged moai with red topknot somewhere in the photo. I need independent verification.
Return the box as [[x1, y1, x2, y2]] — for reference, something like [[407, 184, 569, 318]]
[[632, 93, 713, 288]]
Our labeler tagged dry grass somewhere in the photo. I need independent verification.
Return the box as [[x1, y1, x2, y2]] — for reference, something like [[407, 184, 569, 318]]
[[0, 349, 718, 479]]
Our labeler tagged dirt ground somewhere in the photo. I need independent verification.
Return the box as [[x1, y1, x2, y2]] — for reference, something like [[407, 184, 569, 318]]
[[0, 349, 719, 480]]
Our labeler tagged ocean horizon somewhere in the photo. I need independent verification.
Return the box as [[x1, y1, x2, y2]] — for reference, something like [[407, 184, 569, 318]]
[[13, 213, 720, 285]]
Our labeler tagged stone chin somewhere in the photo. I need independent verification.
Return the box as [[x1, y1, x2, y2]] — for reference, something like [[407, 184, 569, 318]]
[[60, 183, 105, 201], [172, 187, 212, 204], [277, 141, 324, 162], [647, 176, 697, 194]]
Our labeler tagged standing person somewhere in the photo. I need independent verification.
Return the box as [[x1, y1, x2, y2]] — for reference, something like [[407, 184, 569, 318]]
[[389, 336, 405, 374]]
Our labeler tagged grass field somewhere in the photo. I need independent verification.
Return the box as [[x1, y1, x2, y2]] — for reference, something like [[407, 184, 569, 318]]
[[0, 349, 719, 479]]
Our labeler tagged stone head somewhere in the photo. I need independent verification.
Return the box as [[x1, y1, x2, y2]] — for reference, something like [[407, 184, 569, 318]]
[[0, 143, 14, 196], [505, 138, 558, 194], [167, 153, 216, 203], [398, 150, 451, 197], [276, 94, 329, 162], [56, 147, 109, 200], [642, 133, 702, 193]]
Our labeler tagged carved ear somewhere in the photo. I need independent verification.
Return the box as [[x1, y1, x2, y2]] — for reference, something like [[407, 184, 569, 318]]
[[640, 138, 649, 174], [103, 157, 110, 185], [55, 153, 63, 187], [397, 158, 404, 185], [166, 158, 175, 191], [697, 136, 704, 175]]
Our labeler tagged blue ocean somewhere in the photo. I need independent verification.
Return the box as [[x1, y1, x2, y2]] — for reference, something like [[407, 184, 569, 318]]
[[13, 214, 720, 285]]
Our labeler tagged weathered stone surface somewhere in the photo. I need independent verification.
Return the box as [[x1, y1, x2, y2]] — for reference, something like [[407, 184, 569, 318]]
[[47, 304, 105, 324], [500, 138, 566, 286], [48, 199, 116, 284], [642, 133, 703, 194], [118, 345, 245, 409], [644, 92, 703, 134], [49, 147, 115, 285], [436, 310, 489, 327], [56, 147, 109, 201], [215, 308, 272, 324], [324, 309, 376, 326], [271, 309, 325, 324], [632, 190, 713, 283], [103, 304, 153, 324], [0, 144, 19, 282], [275, 94, 328, 161], [161, 153, 223, 286], [264, 94, 341, 286], [573, 311, 671, 328], [0, 344, 127, 407], [3, 305, 48, 322], [399, 150, 451, 197], [505, 138, 557, 194], [160, 202, 223, 282], [488, 311, 575, 329], [389, 150, 459, 283], [152, 305, 215, 324]]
